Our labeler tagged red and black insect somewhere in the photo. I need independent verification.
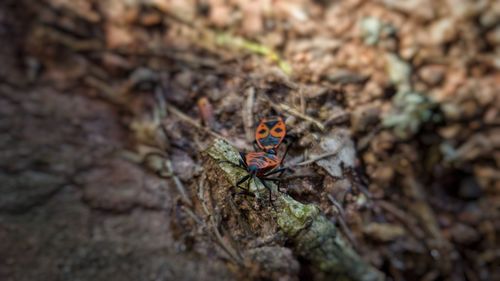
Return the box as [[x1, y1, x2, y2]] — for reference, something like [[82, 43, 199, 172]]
[[221, 151, 289, 206], [254, 116, 287, 154]]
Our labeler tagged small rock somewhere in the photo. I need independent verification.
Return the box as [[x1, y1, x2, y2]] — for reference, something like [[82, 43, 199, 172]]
[[360, 17, 384, 45], [0, 171, 64, 213], [351, 104, 381, 133], [428, 18, 456, 45], [323, 69, 369, 85], [419, 65, 445, 86], [310, 129, 356, 178], [486, 27, 500, 47], [450, 223, 480, 244], [386, 53, 411, 90], [438, 124, 461, 139], [245, 246, 299, 276], [359, 17, 395, 46], [209, 4, 232, 28], [105, 24, 133, 49], [380, 0, 435, 20], [364, 222, 405, 242], [371, 165, 394, 184], [171, 149, 198, 181], [80, 159, 166, 212], [241, 3, 263, 34], [459, 177, 483, 200]]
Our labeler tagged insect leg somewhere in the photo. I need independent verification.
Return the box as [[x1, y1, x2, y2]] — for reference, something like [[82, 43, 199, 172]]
[[280, 133, 298, 162], [263, 167, 291, 177], [217, 160, 246, 170], [235, 174, 251, 190], [258, 178, 276, 210], [232, 174, 255, 198], [252, 140, 260, 151]]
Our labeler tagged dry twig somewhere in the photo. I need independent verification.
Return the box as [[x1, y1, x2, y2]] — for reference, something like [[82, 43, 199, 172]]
[[243, 87, 256, 142], [166, 104, 246, 149], [328, 194, 358, 249], [293, 139, 345, 166], [197, 174, 244, 265]]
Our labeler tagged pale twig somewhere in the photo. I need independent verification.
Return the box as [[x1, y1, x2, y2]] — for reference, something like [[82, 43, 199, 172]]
[[164, 159, 193, 206], [293, 139, 345, 166], [35, 25, 102, 51], [166, 104, 245, 149], [197, 174, 244, 265], [260, 97, 325, 131], [327, 194, 357, 249], [299, 87, 306, 114], [129, 147, 192, 206], [377, 200, 425, 239], [243, 87, 256, 142], [324, 111, 350, 126], [84, 76, 126, 106], [278, 103, 325, 131], [182, 205, 204, 226], [327, 194, 347, 219]]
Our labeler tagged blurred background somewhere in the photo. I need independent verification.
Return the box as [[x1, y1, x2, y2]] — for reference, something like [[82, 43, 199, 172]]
[[0, 0, 498, 280]]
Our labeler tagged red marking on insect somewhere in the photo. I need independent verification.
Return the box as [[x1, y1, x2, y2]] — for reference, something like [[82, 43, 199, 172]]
[[255, 116, 287, 153], [220, 151, 289, 207], [243, 151, 281, 176]]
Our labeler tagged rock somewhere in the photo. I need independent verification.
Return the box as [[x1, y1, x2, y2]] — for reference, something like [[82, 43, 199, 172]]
[[360, 17, 384, 45], [241, 3, 263, 34], [459, 177, 483, 200], [245, 246, 300, 277], [428, 18, 456, 45], [371, 165, 394, 184], [419, 65, 446, 86], [310, 129, 356, 178], [209, 3, 232, 28], [380, 0, 435, 20], [0, 171, 64, 213], [171, 149, 199, 181], [323, 69, 369, 85], [386, 53, 411, 91], [450, 223, 480, 244], [80, 159, 167, 212], [351, 104, 381, 133], [359, 17, 396, 46], [364, 223, 405, 242]]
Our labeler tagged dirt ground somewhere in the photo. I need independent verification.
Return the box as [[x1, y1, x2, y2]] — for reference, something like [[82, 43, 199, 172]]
[[0, 0, 498, 281]]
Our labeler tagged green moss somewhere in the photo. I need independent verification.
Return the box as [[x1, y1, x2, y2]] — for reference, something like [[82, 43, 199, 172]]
[[205, 140, 385, 281], [276, 195, 319, 237]]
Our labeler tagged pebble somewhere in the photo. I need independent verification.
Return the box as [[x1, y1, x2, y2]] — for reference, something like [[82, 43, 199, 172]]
[[459, 177, 483, 200], [450, 223, 480, 244], [419, 65, 446, 86]]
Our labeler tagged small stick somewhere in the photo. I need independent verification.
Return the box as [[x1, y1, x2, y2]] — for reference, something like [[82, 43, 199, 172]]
[[277, 103, 325, 131], [324, 111, 350, 126], [327, 194, 358, 249], [257, 96, 324, 131], [166, 104, 245, 149], [164, 159, 193, 206], [182, 205, 204, 226], [377, 200, 425, 239], [197, 175, 244, 265], [299, 87, 306, 114], [243, 87, 256, 142], [293, 140, 345, 166], [84, 76, 126, 106], [327, 194, 347, 219]]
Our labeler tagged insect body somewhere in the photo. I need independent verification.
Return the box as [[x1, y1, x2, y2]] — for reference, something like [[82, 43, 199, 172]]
[[255, 116, 287, 154], [221, 151, 288, 206], [243, 151, 281, 176]]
